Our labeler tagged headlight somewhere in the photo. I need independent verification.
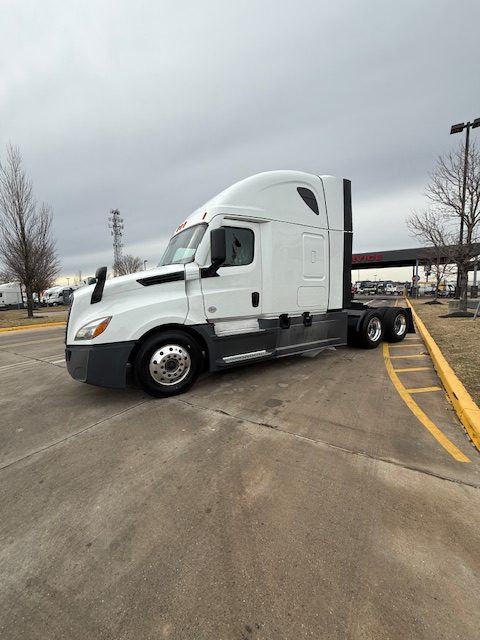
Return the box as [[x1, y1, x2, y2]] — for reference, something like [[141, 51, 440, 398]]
[[75, 316, 112, 340]]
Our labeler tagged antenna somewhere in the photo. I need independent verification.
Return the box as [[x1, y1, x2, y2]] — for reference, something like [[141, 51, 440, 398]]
[[108, 209, 124, 276]]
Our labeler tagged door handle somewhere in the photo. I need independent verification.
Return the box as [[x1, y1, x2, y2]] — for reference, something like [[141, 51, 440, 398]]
[[251, 292, 260, 308]]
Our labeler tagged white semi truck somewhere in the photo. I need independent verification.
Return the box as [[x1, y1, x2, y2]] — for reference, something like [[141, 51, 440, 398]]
[[66, 171, 413, 397]]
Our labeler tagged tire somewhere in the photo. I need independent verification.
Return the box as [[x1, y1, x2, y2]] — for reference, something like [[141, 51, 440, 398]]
[[384, 307, 408, 343], [134, 331, 203, 398], [356, 310, 384, 349]]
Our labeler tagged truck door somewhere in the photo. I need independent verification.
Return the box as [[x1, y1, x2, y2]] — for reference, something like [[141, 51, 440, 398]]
[[201, 222, 262, 321]]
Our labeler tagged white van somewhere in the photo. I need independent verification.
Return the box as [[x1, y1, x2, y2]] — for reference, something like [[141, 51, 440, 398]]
[[66, 171, 412, 396]]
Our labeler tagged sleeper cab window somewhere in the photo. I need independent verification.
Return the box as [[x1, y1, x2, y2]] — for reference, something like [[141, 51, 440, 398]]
[[297, 187, 319, 215], [223, 227, 254, 267]]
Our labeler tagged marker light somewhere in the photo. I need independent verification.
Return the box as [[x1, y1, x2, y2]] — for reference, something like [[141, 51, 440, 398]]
[[75, 316, 112, 340]]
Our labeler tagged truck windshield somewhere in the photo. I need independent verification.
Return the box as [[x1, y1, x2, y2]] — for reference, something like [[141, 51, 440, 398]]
[[160, 223, 207, 266]]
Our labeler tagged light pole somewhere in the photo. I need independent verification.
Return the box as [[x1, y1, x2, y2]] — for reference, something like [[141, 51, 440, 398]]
[[450, 117, 480, 297]]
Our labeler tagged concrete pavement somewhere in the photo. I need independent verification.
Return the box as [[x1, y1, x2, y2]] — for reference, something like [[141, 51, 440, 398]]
[[1, 324, 479, 639]]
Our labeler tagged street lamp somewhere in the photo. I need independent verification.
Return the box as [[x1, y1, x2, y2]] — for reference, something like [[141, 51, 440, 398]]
[[450, 117, 480, 296]]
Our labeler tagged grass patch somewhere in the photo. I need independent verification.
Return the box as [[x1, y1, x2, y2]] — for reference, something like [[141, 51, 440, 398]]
[[411, 298, 480, 406], [0, 308, 68, 328]]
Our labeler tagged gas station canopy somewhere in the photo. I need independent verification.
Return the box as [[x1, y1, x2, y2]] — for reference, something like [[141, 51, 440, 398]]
[[352, 244, 480, 269]]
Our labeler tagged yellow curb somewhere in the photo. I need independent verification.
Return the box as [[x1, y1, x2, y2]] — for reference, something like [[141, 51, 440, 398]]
[[0, 321, 66, 333], [405, 298, 480, 452]]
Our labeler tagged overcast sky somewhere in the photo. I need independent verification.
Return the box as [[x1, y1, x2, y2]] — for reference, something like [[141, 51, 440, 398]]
[[1, 0, 479, 281]]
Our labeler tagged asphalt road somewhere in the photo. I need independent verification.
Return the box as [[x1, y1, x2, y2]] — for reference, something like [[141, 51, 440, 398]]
[[1, 311, 480, 640]]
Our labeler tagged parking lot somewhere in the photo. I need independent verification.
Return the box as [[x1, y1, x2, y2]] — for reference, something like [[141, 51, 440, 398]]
[[1, 310, 480, 639]]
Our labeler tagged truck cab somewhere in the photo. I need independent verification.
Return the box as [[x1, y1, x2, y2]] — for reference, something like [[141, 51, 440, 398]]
[[66, 171, 411, 396]]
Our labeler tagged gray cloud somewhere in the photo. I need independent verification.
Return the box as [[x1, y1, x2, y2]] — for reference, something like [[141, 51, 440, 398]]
[[1, 0, 479, 279]]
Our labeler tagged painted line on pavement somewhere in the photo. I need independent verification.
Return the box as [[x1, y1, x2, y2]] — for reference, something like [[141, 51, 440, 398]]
[[389, 342, 423, 348], [394, 367, 431, 372], [405, 298, 480, 452], [405, 386, 442, 394], [0, 361, 39, 372], [389, 353, 428, 360], [0, 355, 66, 372], [383, 342, 470, 462], [0, 336, 60, 349]]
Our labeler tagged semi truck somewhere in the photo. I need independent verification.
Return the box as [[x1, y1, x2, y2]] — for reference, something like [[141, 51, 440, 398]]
[[66, 171, 413, 397]]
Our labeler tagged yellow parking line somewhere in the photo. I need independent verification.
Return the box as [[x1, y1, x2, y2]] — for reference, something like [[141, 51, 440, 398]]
[[389, 342, 423, 348], [395, 367, 431, 372], [390, 354, 428, 359], [383, 343, 470, 462], [405, 386, 442, 394]]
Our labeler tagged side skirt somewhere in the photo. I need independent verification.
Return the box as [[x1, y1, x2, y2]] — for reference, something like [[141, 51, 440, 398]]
[[194, 311, 348, 372]]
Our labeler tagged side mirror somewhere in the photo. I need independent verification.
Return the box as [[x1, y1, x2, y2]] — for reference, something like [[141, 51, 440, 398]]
[[201, 228, 226, 278], [210, 228, 226, 265], [91, 266, 107, 304]]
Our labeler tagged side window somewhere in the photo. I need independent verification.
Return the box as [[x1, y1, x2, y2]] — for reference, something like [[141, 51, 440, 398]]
[[297, 187, 319, 215], [222, 227, 254, 267]]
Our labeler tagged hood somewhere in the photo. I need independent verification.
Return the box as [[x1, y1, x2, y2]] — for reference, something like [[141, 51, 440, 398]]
[[67, 263, 189, 344], [76, 264, 186, 302]]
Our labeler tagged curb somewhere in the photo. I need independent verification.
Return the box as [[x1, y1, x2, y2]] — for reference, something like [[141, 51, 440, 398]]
[[0, 321, 66, 333], [405, 298, 480, 451]]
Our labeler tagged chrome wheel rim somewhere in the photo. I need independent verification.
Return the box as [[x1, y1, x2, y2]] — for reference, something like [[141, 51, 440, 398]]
[[394, 314, 407, 336], [149, 344, 191, 386], [367, 317, 382, 342]]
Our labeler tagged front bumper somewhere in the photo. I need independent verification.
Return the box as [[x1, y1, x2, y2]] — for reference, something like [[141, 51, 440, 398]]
[[65, 341, 136, 389]]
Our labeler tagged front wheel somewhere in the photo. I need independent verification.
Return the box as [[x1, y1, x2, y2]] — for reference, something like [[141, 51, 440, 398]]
[[134, 331, 203, 398]]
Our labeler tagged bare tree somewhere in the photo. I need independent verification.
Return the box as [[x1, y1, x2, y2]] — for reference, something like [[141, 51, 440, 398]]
[[426, 141, 480, 309], [31, 205, 61, 301], [115, 254, 143, 276], [407, 209, 455, 301], [0, 145, 60, 317], [0, 267, 14, 283]]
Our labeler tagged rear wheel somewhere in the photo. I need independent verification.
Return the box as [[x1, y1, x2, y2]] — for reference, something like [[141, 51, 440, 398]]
[[134, 331, 203, 398], [384, 307, 408, 342], [356, 310, 384, 349]]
